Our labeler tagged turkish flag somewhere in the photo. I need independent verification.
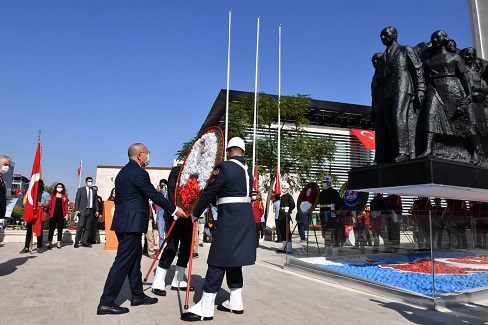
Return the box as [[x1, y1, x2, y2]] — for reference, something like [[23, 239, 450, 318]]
[[253, 165, 259, 191], [273, 168, 281, 195], [23, 141, 45, 237], [350, 128, 376, 150], [77, 160, 82, 176]]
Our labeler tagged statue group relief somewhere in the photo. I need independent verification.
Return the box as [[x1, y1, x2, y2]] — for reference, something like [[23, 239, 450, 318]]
[[371, 27, 488, 166]]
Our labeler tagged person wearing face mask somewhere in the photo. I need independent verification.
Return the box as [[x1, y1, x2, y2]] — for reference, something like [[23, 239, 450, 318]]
[[98, 143, 187, 315], [20, 179, 51, 254], [251, 191, 264, 248], [181, 137, 256, 322], [0, 155, 12, 220], [318, 175, 343, 247], [73, 177, 99, 248], [276, 183, 295, 254], [155, 179, 168, 246], [47, 183, 69, 249]]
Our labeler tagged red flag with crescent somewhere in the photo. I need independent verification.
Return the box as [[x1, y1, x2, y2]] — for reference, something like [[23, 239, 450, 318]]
[[23, 141, 45, 236], [350, 128, 375, 150], [273, 168, 281, 195]]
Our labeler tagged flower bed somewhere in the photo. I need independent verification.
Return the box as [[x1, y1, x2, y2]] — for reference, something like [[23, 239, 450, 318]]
[[311, 252, 488, 296]]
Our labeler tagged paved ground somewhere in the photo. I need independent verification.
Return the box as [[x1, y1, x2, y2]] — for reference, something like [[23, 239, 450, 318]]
[[0, 239, 487, 325]]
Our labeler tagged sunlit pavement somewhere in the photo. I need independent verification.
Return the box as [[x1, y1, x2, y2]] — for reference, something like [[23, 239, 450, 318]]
[[0, 239, 487, 325]]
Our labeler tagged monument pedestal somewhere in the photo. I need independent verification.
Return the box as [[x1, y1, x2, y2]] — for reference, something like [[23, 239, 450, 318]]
[[348, 157, 488, 202]]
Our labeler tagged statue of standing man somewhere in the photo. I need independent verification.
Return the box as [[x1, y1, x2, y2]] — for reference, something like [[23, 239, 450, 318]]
[[374, 26, 425, 163]]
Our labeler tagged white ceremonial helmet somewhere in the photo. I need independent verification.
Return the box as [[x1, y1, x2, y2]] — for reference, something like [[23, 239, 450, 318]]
[[226, 137, 246, 152]]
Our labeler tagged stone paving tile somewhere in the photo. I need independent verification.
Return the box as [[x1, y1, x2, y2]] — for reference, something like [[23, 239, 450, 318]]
[[1, 240, 488, 324]]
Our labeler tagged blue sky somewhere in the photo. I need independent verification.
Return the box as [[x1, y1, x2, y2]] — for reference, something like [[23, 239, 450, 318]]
[[0, 0, 473, 197]]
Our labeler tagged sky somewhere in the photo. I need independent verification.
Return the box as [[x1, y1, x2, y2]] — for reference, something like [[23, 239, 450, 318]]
[[0, 0, 474, 198]]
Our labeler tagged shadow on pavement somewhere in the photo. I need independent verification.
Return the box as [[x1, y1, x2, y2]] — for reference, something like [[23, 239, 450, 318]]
[[371, 298, 487, 325], [0, 256, 36, 277]]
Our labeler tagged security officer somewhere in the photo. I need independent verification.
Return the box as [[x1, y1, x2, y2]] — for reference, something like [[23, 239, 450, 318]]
[[276, 183, 295, 253], [318, 175, 343, 247], [181, 137, 256, 322], [409, 196, 432, 249], [151, 166, 195, 296]]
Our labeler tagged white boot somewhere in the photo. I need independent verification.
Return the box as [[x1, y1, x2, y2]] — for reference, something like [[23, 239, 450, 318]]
[[276, 241, 287, 253], [181, 291, 217, 321], [171, 265, 190, 291], [151, 267, 167, 296], [286, 241, 293, 253], [217, 288, 244, 314]]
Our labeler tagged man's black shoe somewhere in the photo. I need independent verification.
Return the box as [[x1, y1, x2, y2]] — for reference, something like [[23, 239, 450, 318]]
[[151, 288, 167, 296], [97, 303, 129, 315], [130, 295, 158, 306], [217, 303, 244, 314], [181, 312, 212, 321], [74, 243, 79, 248], [81, 243, 92, 248]]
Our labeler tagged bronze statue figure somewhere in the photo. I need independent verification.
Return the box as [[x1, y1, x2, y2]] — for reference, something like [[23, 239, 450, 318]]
[[419, 30, 479, 164], [373, 26, 425, 163], [371, 27, 488, 166]]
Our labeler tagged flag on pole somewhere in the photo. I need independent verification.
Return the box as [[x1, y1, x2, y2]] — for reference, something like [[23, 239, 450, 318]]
[[23, 140, 44, 236], [273, 168, 281, 195], [77, 160, 82, 176], [253, 165, 259, 191]]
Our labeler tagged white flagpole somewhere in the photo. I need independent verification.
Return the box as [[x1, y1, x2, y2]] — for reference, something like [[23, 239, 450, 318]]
[[224, 9, 232, 161], [252, 16, 260, 173], [277, 24, 282, 178]]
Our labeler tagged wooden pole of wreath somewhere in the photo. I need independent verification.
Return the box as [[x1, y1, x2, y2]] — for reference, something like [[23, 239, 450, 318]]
[[184, 220, 197, 309], [143, 217, 178, 282]]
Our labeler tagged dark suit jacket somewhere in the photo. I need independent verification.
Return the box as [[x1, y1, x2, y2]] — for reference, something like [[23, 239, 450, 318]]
[[74, 186, 99, 214], [0, 177, 6, 218], [379, 42, 425, 98], [111, 159, 177, 233]]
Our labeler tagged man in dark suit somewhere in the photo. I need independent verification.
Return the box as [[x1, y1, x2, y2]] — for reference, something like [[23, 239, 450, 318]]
[[181, 137, 256, 322], [376, 26, 425, 162], [74, 177, 99, 248], [0, 155, 12, 219], [97, 143, 187, 315]]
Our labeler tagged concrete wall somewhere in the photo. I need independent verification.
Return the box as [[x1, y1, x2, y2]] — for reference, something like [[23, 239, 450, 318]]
[[95, 165, 172, 201]]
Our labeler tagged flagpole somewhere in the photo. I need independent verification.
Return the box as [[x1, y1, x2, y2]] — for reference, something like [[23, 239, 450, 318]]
[[277, 24, 282, 178], [252, 16, 260, 174], [224, 9, 232, 161]]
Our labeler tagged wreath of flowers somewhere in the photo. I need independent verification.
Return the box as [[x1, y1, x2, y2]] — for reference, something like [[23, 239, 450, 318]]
[[297, 183, 319, 212], [176, 127, 224, 215], [339, 180, 369, 212]]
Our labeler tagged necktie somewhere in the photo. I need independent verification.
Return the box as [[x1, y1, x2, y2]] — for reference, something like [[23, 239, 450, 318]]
[[88, 188, 92, 208], [0, 175, 4, 189]]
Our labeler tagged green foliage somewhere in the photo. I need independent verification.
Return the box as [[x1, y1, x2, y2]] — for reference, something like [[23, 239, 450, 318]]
[[11, 205, 24, 219], [177, 92, 337, 193]]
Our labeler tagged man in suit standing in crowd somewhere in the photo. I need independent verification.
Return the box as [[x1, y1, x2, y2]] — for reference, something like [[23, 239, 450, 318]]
[[0, 155, 12, 219], [74, 177, 99, 248], [97, 143, 187, 315]]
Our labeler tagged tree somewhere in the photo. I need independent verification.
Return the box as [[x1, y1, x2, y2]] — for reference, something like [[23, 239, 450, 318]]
[[177, 93, 336, 192]]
